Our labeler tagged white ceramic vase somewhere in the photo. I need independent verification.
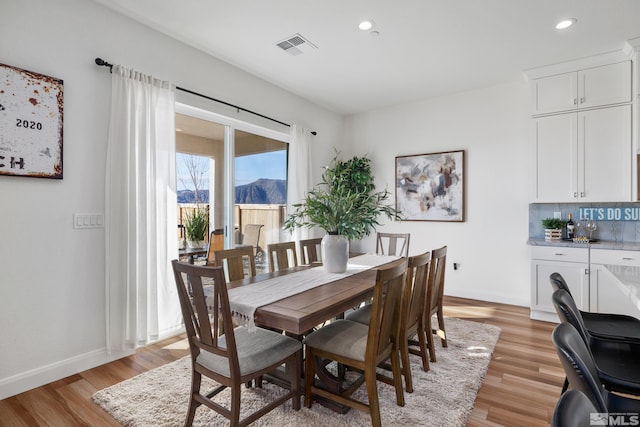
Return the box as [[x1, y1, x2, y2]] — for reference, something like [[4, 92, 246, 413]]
[[187, 240, 205, 249], [321, 234, 349, 273]]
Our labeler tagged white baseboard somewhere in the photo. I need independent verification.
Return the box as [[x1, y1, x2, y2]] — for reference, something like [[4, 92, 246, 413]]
[[0, 348, 132, 400], [445, 287, 529, 308]]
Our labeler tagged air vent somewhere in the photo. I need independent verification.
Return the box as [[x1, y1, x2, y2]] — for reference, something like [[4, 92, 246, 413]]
[[275, 33, 318, 56]]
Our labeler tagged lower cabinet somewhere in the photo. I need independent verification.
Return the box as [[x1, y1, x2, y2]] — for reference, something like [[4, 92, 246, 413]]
[[530, 246, 589, 322], [531, 245, 640, 322], [590, 249, 640, 319]]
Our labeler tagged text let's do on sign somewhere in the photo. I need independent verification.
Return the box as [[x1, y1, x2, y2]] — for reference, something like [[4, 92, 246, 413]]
[[579, 207, 640, 221]]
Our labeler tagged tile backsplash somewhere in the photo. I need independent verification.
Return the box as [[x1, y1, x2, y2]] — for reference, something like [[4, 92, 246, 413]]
[[529, 202, 640, 242]]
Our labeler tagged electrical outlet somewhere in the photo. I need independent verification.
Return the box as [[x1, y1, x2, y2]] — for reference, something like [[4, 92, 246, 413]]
[[554, 211, 562, 219]]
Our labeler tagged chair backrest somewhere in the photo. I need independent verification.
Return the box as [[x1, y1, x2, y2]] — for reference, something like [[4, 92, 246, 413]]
[[299, 238, 323, 265], [551, 322, 608, 413], [242, 224, 263, 254], [172, 260, 240, 378], [213, 246, 256, 282], [550, 272, 572, 295], [551, 289, 591, 344], [267, 241, 298, 272], [205, 230, 225, 265], [551, 389, 600, 427], [369, 259, 408, 365], [376, 232, 410, 257], [426, 246, 447, 317], [403, 251, 431, 334]]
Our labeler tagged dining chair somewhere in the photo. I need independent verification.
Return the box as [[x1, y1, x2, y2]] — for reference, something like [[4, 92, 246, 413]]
[[550, 272, 640, 341], [421, 245, 448, 363], [303, 259, 408, 427], [375, 232, 410, 257], [267, 241, 298, 272], [551, 322, 640, 414], [171, 260, 302, 427], [205, 230, 225, 266], [298, 237, 322, 265], [242, 224, 264, 257], [213, 246, 257, 282], [551, 389, 600, 427], [552, 289, 640, 396], [346, 251, 432, 391]]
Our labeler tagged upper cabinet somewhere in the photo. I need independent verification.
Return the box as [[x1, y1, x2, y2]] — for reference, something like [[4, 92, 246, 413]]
[[530, 61, 632, 116]]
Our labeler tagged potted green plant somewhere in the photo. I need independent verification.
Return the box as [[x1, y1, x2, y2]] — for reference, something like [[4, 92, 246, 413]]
[[541, 217, 565, 241], [284, 151, 402, 272], [184, 207, 208, 248]]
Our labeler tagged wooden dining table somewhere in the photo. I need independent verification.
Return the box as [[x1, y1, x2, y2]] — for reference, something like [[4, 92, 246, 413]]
[[226, 264, 381, 336]]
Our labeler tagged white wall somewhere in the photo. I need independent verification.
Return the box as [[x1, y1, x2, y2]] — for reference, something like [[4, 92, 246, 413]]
[[345, 81, 532, 306], [0, 0, 343, 399]]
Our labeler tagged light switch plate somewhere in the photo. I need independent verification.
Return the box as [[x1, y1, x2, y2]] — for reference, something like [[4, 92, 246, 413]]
[[74, 213, 104, 229]]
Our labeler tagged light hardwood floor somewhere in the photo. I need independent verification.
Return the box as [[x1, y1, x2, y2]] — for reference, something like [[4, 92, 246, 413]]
[[0, 296, 563, 426]]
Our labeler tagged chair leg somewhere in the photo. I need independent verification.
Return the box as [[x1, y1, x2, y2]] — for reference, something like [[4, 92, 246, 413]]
[[437, 306, 447, 347], [230, 383, 241, 427], [416, 324, 430, 372], [185, 371, 201, 427], [364, 366, 382, 427], [398, 334, 413, 393], [390, 349, 405, 407], [304, 349, 315, 408], [425, 315, 437, 363], [289, 353, 301, 410]]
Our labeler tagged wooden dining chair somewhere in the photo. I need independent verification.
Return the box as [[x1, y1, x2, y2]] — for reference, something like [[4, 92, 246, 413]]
[[303, 259, 408, 427], [298, 237, 322, 265], [376, 232, 410, 257], [171, 260, 302, 427], [205, 230, 225, 266], [267, 241, 298, 272], [346, 251, 432, 392], [213, 246, 256, 282], [421, 245, 448, 363]]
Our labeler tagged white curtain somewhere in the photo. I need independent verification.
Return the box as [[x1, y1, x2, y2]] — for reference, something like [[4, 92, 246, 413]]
[[105, 65, 181, 353], [286, 125, 313, 241]]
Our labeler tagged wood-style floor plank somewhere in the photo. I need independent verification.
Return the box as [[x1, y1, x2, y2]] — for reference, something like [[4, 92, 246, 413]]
[[0, 296, 564, 426]]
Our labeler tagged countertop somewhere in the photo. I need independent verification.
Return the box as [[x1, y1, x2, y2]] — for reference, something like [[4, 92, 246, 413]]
[[528, 238, 640, 251]]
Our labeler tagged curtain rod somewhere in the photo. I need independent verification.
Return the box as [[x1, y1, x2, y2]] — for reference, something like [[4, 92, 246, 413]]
[[95, 58, 316, 135]]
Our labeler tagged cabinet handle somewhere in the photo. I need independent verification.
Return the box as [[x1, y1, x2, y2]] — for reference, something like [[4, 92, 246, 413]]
[[622, 257, 634, 261], [584, 268, 589, 275], [580, 97, 585, 104], [573, 98, 578, 105], [573, 192, 578, 198], [554, 253, 565, 256], [580, 192, 585, 198]]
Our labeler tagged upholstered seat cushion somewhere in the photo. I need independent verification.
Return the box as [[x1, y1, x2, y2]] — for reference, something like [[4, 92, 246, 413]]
[[197, 326, 301, 377], [303, 320, 368, 362], [346, 304, 371, 325]]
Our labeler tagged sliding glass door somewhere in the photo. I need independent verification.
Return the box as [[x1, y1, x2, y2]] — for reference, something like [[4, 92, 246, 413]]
[[175, 103, 288, 268]]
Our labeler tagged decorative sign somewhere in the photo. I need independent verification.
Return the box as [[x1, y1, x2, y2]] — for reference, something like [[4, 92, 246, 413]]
[[579, 207, 640, 221], [0, 63, 63, 179]]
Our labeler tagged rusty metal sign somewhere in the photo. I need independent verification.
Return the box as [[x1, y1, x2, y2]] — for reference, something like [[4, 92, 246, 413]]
[[0, 63, 63, 179]]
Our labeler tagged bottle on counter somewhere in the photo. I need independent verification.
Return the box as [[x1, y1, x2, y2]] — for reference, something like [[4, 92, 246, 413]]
[[566, 214, 575, 240]]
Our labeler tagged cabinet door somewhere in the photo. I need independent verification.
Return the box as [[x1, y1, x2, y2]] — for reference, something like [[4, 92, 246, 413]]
[[532, 114, 578, 202], [579, 105, 632, 202], [531, 260, 589, 320], [579, 61, 632, 109], [590, 264, 640, 318], [531, 72, 577, 115]]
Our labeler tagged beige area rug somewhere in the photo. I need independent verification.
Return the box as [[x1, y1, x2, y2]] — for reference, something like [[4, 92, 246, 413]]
[[93, 317, 500, 426]]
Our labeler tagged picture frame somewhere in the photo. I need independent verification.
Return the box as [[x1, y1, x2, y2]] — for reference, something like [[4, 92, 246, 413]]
[[395, 150, 465, 222], [0, 63, 64, 179]]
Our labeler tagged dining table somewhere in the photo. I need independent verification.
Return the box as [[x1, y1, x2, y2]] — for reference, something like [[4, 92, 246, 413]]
[[223, 253, 401, 412]]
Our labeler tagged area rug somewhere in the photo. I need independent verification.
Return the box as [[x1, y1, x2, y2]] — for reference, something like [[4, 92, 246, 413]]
[[93, 317, 500, 426]]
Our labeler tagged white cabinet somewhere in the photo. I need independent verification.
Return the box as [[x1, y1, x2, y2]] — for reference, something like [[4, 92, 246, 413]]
[[532, 104, 632, 202], [530, 61, 631, 115], [530, 246, 589, 322], [590, 249, 640, 319]]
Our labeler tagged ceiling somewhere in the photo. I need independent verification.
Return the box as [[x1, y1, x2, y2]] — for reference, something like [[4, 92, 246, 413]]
[[93, 0, 640, 115]]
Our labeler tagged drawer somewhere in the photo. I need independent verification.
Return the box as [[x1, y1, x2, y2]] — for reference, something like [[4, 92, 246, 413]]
[[590, 249, 640, 267], [531, 246, 588, 263]]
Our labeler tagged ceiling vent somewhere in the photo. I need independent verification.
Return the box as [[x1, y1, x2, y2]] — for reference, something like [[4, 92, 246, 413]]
[[275, 33, 318, 56]]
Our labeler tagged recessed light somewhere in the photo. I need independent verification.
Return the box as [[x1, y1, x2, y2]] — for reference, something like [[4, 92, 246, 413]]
[[358, 20, 375, 31], [555, 18, 577, 30]]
